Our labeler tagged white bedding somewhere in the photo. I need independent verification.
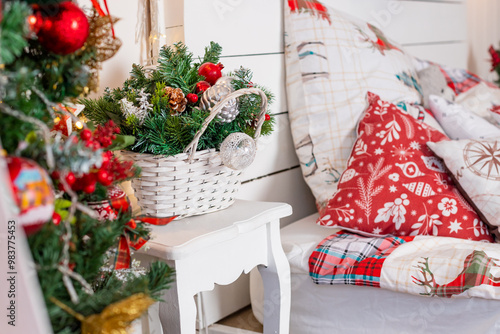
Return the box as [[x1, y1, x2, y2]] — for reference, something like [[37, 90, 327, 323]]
[[250, 214, 500, 334]]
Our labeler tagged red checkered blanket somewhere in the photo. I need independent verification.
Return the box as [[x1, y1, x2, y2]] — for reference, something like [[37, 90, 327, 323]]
[[309, 232, 500, 299]]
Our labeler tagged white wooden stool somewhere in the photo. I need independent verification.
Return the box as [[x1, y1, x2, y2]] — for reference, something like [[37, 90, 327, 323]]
[[136, 200, 292, 334]]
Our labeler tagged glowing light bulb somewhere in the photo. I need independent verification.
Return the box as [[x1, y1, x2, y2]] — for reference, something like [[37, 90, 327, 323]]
[[28, 15, 37, 25], [75, 121, 83, 129]]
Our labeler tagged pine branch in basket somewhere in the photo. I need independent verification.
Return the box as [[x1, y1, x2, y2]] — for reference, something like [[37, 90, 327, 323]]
[[80, 97, 124, 127], [81, 42, 274, 156], [200, 41, 223, 65], [133, 111, 193, 156], [157, 42, 210, 94]]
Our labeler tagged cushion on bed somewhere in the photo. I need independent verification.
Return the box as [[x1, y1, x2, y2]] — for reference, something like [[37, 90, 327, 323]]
[[437, 63, 494, 96], [284, 0, 421, 210], [428, 139, 500, 235], [414, 58, 500, 120], [414, 58, 497, 97], [491, 105, 500, 125], [456, 82, 500, 123], [428, 95, 500, 140], [317, 92, 493, 242]]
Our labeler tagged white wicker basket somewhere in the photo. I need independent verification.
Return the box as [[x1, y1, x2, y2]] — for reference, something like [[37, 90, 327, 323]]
[[121, 88, 268, 219]]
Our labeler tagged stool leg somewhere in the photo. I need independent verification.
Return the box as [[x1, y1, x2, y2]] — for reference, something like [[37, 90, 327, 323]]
[[159, 262, 197, 334], [258, 220, 291, 334]]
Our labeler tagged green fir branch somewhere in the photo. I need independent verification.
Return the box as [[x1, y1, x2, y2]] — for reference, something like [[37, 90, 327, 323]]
[[0, 1, 30, 65], [156, 42, 202, 94], [199, 41, 223, 65]]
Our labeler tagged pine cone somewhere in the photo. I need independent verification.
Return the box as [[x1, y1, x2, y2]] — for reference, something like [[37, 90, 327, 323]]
[[164, 87, 188, 114]]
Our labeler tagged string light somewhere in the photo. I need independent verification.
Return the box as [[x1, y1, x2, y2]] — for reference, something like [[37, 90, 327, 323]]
[[148, 34, 167, 40], [75, 121, 83, 129], [28, 15, 37, 26], [54, 116, 61, 124]]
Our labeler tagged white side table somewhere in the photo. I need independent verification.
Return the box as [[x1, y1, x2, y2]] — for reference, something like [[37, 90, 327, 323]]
[[136, 200, 292, 334]]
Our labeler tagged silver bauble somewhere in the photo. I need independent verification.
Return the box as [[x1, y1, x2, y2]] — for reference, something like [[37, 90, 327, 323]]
[[220, 132, 256, 170], [201, 78, 239, 123], [215, 76, 235, 86]]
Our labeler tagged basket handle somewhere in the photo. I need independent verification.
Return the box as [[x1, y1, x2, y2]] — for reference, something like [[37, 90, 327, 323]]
[[183, 87, 268, 161]]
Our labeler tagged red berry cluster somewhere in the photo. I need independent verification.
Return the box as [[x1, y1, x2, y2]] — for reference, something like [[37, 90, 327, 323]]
[[52, 121, 137, 194], [105, 153, 136, 182], [80, 120, 120, 150]]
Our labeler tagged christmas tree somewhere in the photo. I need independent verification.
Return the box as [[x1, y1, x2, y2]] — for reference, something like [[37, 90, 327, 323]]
[[0, 1, 173, 333]]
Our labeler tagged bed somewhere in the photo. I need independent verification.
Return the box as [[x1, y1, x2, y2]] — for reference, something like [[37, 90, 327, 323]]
[[251, 214, 500, 334], [151, 0, 500, 332]]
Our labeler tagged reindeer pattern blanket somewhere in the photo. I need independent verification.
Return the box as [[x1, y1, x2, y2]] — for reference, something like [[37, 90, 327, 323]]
[[309, 232, 500, 299]]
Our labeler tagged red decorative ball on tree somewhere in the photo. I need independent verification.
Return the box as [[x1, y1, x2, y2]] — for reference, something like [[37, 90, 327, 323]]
[[34, 2, 90, 55], [52, 212, 62, 226], [80, 128, 92, 141], [83, 181, 96, 194], [65, 172, 76, 187], [195, 81, 211, 93], [198, 62, 223, 85], [97, 170, 113, 186]]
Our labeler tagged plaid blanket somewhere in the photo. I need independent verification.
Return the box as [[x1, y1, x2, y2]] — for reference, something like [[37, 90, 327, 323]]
[[309, 232, 500, 299]]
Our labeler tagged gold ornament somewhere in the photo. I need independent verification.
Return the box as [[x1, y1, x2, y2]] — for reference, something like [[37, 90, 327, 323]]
[[50, 293, 154, 334], [163, 87, 188, 114], [85, 11, 123, 93]]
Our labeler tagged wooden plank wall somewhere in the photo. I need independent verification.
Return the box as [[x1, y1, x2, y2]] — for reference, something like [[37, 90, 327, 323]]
[[180, 0, 468, 226]]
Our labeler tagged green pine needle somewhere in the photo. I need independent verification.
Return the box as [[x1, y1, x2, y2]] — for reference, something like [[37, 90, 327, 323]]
[[0, 2, 30, 65]]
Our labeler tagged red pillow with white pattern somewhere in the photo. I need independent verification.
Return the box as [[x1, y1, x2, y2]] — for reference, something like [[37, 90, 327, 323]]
[[317, 92, 493, 242]]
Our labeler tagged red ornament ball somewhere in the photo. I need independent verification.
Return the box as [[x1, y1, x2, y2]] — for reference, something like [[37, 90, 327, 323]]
[[7, 157, 55, 235], [126, 219, 137, 230], [97, 170, 112, 186], [83, 181, 96, 194], [187, 93, 199, 104], [265, 114, 271, 121], [34, 2, 89, 55], [80, 128, 92, 141], [65, 172, 76, 186], [195, 81, 211, 93], [52, 212, 62, 226], [198, 62, 223, 85]]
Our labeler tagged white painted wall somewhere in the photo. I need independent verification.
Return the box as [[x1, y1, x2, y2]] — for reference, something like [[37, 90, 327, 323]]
[[98, 0, 500, 92], [94, 0, 150, 95], [467, 0, 500, 82]]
